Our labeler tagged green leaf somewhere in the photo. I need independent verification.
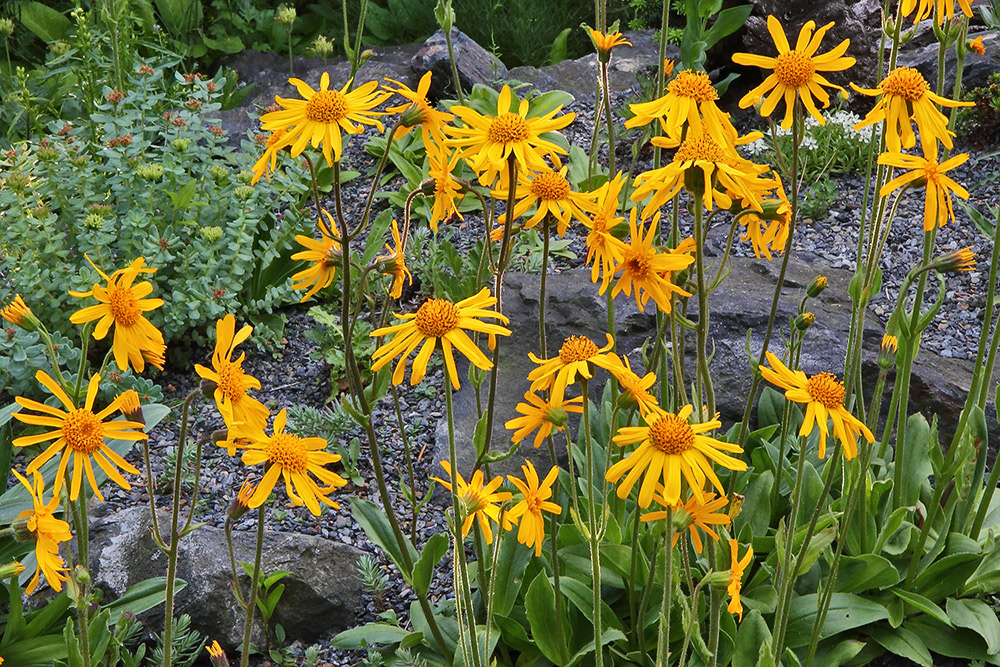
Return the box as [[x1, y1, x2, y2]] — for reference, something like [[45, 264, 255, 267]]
[[900, 413, 932, 508], [946, 598, 1000, 654], [733, 609, 771, 667], [757, 387, 784, 428], [785, 593, 889, 648], [63, 617, 83, 667], [20, 2, 72, 43], [1, 634, 70, 664], [795, 523, 837, 576], [526, 90, 575, 119], [556, 576, 623, 632], [889, 588, 951, 626], [566, 628, 626, 666], [870, 626, 933, 666], [702, 4, 752, 48], [548, 27, 571, 65], [330, 623, 416, 649], [105, 577, 185, 624], [351, 498, 416, 579], [737, 470, 773, 537], [908, 616, 1000, 664], [412, 533, 448, 597], [202, 34, 244, 53], [490, 532, 532, 617], [835, 555, 900, 593], [911, 552, 981, 601], [3, 578, 25, 646], [361, 209, 394, 266], [525, 571, 569, 665]]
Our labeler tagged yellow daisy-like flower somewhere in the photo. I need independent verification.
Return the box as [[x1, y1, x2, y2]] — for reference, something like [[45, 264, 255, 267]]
[[223, 409, 346, 516], [641, 490, 731, 554], [506, 461, 561, 556], [633, 130, 766, 216], [12, 470, 72, 595], [528, 333, 623, 403], [69, 256, 166, 373], [852, 67, 972, 158], [733, 16, 856, 129], [589, 28, 632, 62], [491, 159, 597, 237], [1, 294, 39, 331], [194, 314, 269, 430], [259, 72, 391, 166], [290, 211, 342, 302], [936, 247, 977, 273], [727, 538, 753, 621], [759, 351, 874, 459], [432, 460, 512, 543], [605, 404, 746, 507], [581, 173, 628, 292], [740, 174, 792, 261], [384, 72, 454, 145], [370, 288, 512, 389], [877, 151, 969, 231], [614, 357, 660, 417], [447, 85, 574, 185], [376, 219, 412, 299], [505, 391, 584, 447], [16, 371, 145, 501], [250, 128, 290, 183], [425, 142, 466, 233], [919, 0, 973, 23], [610, 210, 694, 313]]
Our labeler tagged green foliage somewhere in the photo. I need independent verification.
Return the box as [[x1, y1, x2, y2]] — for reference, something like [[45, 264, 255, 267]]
[[239, 563, 290, 656], [679, 0, 753, 78], [357, 553, 390, 602], [507, 229, 578, 273], [960, 72, 1000, 138], [406, 229, 487, 302], [798, 175, 838, 222], [304, 304, 376, 395], [151, 613, 203, 667], [286, 405, 365, 485], [0, 327, 79, 400]]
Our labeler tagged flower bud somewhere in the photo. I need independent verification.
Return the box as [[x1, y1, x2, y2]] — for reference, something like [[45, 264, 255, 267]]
[[878, 334, 898, 370], [1, 295, 40, 332], [50, 41, 72, 57], [83, 213, 105, 230], [933, 247, 976, 273], [544, 406, 570, 428], [73, 565, 91, 586], [171, 138, 191, 152], [237, 170, 254, 184], [311, 35, 335, 59], [360, 49, 375, 65], [0, 561, 26, 579], [227, 480, 255, 521], [0, 18, 14, 38], [36, 144, 58, 163], [806, 275, 827, 298], [210, 165, 229, 184], [795, 312, 815, 331], [12, 517, 34, 542], [704, 569, 732, 590], [201, 226, 224, 242], [206, 640, 230, 667], [400, 103, 428, 128], [136, 164, 165, 181], [117, 390, 144, 425], [275, 5, 296, 25], [233, 185, 255, 201]]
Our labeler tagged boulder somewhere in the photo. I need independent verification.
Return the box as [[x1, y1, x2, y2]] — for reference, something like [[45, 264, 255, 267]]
[[897, 29, 1000, 95], [411, 29, 508, 99], [87, 505, 363, 650]]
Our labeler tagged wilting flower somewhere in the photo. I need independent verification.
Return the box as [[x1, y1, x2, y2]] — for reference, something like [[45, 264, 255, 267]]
[[852, 67, 971, 158], [934, 247, 976, 273], [491, 159, 597, 237], [69, 256, 166, 373], [581, 173, 628, 292], [259, 72, 390, 166], [505, 391, 584, 447], [384, 72, 454, 145], [1, 294, 39, 331], [641, 490, 731, 554], [376, 219, 412, 299], [610, 210, 694, 313], [426, 143, 465, 232], [195, 314, 269, 430], [506, 461, 561, 556], [727, 539, 753, 621], [614, 357, 660, 417], [877, 151, 969, 231], [607, 405, 746, 507], [12, 470, 72, 594], [290, 210, 342, 302], [371, 288, 511, 389], [739, 174, 792, 260], [205, 640, 229, 667], [447, 85, 574, 185], [16, 371, 145, 501], [528, 333, 623, 403], [116, 390, 143, 423], [733, 16, 856, 129], [759, 351, 874, 459], [432, 461, 512, 543], [223, 409, 346, 516], [969, 36, 985, 56], [250, 128, 290, 183]]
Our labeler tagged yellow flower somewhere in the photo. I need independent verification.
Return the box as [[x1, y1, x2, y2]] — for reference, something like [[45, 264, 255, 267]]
[[506, 461, 561, 556], [641, 491, 731, 554], [195, 314, 269, 430], [740, 174, 792, 260], [12, 470, 72, 595], [224, 409, 346, 515], [227, 479, 256, 520], [733, 16, 855, 129], [447, 85, 574, 185], [491, 159, 597, 237], [606, 404, 746, 507], [69, 256, 166, 373], [376, 219, 412, 299], [633, 130, 767, 216], [384, 72, 454, 145], [425, 142, 466, 233], [877, 151, 969, 231], [589, 28, 632, 61], [935, 247, 976, 273], [433, 460, 512, 542], [581, 173, 628, 292], [505, 391, 584, 447], [727, 539, 753, 621], [250, 128, 290, 183], [852, 67, 972, 158], [969, 36, 985, 56], [881, 334, 898, 354], [759, 351, 874, 459], [528, 333, 623, 403], [610, 209, 694, 313], [259, 72, 391, 166], [614, 357, 660, 417], [931, 0, 973, 23], [205, 640, 229, 667], [1, 294, 39, 331], [16, 371, 145, 501], [290, 211, 342, 302], [371, 288, 511, 389]]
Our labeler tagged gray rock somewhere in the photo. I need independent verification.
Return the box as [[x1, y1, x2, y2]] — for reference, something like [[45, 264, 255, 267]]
[[896, 29, 1000, 94], [411, 29, 507, 99], [87, 506, 362, 650]]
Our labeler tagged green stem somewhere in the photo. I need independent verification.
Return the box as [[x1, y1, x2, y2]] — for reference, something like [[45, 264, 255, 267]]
[[444, 27, 465, 106], [581, 378, 604, 667], [539, 217, 550, 357], [240, 505, 266, 667], [692, 195, 714, 417], [656, 508, 674, 667]]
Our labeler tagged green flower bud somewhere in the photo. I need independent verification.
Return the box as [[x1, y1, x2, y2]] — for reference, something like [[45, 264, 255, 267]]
[[171, 138, 191, 152], [795, 312, 815, 331], [36, 145, 59, 163], [237, 170, 254, 184], [12, 517, 34, 542], [544, 406, 569, 428], [210, 165, 229, 184], [806, 275, 827, 299], [201, 225, 224, 242], [276, 5, 297, 25], [136, 164, 165, 181], [233, 185, 255, 201], [4, 172, 30, 196], [49, 41, 72, 58], [311, 35, 335, 59], [0, 18, 15, 38], [0, 561, 25, 579], [83, 213, 105, 229], [878, 334, 898, 370]]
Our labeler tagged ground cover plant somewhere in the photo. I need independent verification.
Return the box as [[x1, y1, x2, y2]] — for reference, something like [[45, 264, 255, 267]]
[[2, 0, 1000, 666]]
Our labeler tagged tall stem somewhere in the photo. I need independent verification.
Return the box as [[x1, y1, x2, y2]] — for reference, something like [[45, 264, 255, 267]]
[[240, 505, 265, 667], [581, 378, 604, 667], [656, 508, 674, 666], [693, 196, 714, 417]]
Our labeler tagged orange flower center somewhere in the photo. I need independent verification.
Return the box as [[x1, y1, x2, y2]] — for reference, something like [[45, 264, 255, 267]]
[[649, 413, 695, 455], [265, 433, 309, 474], [530, 171, 571, 201], [216, 359, 249, 401], [805, 372, 845, 409], [668, 70, 718, 102], [773, 50, 816, 89], [880, 67, 928, 101], [415, 299, 460, 337], [306, 89, 348, 124], [525, 494, 544, 512], [559, 335, 599, 363], [63, 409, 105, 454], [108, 286, 141, 326], [623, 247, 653, 279], [487, 112, 530, 144], [674, 134, 726, 163]]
